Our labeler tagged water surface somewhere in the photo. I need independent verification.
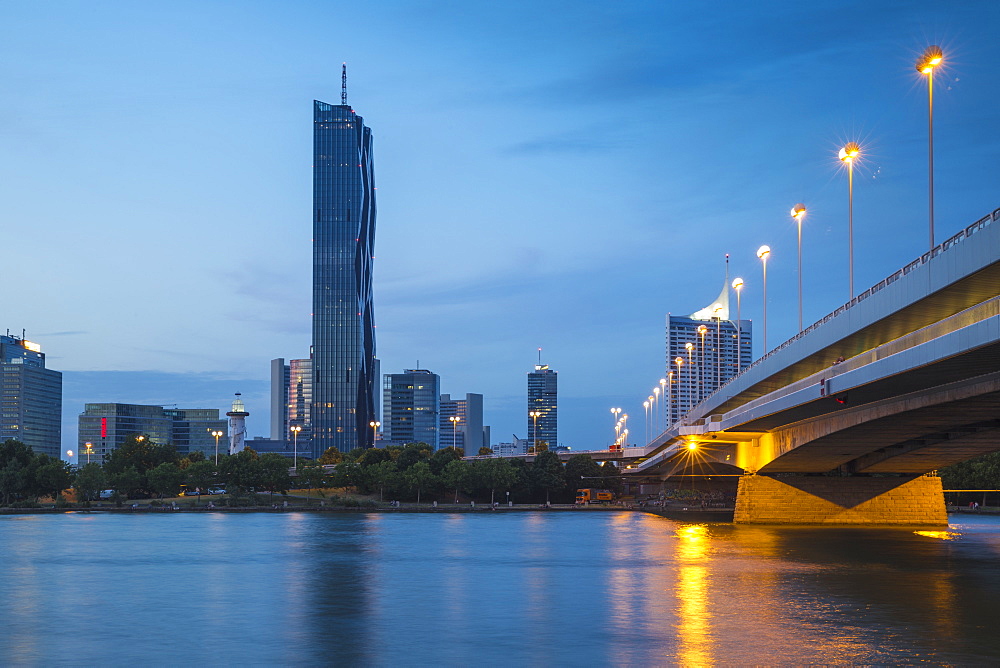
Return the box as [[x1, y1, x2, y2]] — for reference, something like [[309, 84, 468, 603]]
[[2, 511, 998, 665]]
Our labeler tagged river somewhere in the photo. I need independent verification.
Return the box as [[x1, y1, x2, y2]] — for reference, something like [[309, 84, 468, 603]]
[[1, 510, 998, 665]]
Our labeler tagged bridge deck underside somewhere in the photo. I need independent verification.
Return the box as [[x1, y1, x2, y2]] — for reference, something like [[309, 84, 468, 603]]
[[706, 262, 1000, 417], [759, 389, 1000, 474]]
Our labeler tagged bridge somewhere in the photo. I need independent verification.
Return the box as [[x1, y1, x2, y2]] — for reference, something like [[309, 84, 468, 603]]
[[624, 206, 1000, 526]]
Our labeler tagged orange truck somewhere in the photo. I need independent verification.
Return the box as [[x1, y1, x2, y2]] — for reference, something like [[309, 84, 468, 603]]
[[576, 488, 613, 505]]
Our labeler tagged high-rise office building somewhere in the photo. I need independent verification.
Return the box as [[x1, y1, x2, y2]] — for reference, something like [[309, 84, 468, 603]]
[[0, 332, 62, 458], [269, 358, 291, 442], [311, 72, 377, 457], [527, 362, 557, 450], [666, 280, 751, 427], [439, 393, 485, 454], [383, 370, 440, 448], [78, 403, 227, 465]]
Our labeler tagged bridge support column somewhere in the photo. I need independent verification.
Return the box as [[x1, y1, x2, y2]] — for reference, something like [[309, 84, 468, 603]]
[[734, 474, 946, 526]]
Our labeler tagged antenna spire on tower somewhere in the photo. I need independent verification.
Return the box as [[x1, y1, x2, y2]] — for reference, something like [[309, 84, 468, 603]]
[[341, 62, 348, 105]]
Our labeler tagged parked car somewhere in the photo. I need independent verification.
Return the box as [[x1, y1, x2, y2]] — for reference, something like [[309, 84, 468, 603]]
[[99, 489, 115, 499], [207, 487, 226, 495]]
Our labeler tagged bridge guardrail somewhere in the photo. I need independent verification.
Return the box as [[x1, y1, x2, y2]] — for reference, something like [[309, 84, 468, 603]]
[[688, 205, 1000, 414]]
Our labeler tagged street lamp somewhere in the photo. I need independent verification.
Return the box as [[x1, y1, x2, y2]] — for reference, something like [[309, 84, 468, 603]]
[[84, 441, 93, 465], [643, 400, 650, 444], [713, 304, 723, 391], [674, 357, 685, 416], [652, 386, 660, 435], [610, 407, 621, 449], [659, 378, 667, 431], [839, 142, 860, 298], [757, 245, 771, 354], [290, 425, 302, 470], [791, 203, 807, 332], [732, 277, 744, 370], [529, 411, 541, 453], [448, 416, 460, 449], [917, 45, 943, 251], [369, 420, 380, 447], [664, 373, 672, 427], [696, 326, 707, 404], [210, 430, 223, 466]]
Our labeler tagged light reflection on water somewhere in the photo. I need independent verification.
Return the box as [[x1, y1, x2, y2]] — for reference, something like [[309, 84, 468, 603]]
[[1, 512, 999, 665]]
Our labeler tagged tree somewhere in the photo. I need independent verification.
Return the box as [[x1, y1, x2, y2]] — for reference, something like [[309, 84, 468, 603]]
[[478, 446, 493, 456], [396, 443, 432, 470], [220, 448, 264, 495], [480, 458, 518, 505], [530, 450, 564, 504], [429, 447, 462, 475], [0, 439, 33, 506], [74, 463, 105, 504], [34, 457, 75, 502], [185, 460, 217, 496], [318, 446, 343, 465], [259, 454, 292, 496], [405, 461, 437, 504], [358, 448, 392, 467], [108, 466, 143, 500], [441, 460, 469, 503], [601, 461, 623, 496], [147, 462, 185, 498], [564, 454, 605, 498], [186, 450, 206, 464], [298, 460, 329, 495], [366, 460, 397, 501]]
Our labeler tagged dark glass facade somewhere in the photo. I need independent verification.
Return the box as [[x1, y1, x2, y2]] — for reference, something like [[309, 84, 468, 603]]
[[527, 365, 557, 449], [0, 334, 62, 458], [311, 100, 377, 456]]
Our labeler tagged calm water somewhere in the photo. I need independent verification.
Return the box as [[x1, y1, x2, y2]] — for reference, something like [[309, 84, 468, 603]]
[[2, 510, 999, 666]]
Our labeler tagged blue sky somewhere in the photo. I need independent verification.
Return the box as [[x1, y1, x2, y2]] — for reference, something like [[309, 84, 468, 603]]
[[3, 1, 999, 458]]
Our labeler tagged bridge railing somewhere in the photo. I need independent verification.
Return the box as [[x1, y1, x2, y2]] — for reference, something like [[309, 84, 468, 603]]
[[685, 205, 1000, 420]]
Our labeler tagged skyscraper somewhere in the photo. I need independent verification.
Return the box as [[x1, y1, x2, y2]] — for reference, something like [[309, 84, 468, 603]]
[[666, 280, 751, 427], [383, 369, 440, 448], [311, 71, 377, 457], [527, 362, 557, 450], [0, 332, 61, 458], [78, 403, 226, 465]]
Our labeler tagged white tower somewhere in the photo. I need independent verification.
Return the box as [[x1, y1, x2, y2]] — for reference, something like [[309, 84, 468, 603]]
[[227, 393, 250, 455]]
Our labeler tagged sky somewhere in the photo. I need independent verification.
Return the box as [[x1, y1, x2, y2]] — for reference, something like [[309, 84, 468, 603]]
[[3, 0, 999, 459]]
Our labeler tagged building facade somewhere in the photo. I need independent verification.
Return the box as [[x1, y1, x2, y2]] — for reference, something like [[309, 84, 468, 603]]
[[439, 393, 485, 454], [666, 280, 752, 428], [527, 363, 557, 450], [0, 333, 61, 458], [78, 403, 227, 466], [270, 357, 313, 449], [310, 91, 378, 457], [383, 370, 439, 448]]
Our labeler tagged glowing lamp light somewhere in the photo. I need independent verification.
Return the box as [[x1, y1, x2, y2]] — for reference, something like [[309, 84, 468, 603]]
[[732, 277, 744, 290], [839, 142, 860, 164], [687, 442, 698, 451], [756, 245, 771, 261], [791, 203, 806, 220], [916, 45, 944, 74]]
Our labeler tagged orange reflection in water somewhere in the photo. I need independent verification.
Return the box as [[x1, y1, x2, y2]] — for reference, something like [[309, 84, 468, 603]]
[[913, 530, 960, 541], [674, 524, 713, 666]]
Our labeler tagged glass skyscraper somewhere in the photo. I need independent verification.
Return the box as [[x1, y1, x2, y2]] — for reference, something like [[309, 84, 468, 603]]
[[311, 98, 377, 456], [0, 333, 61, 458], [528, 363, 558, 450]]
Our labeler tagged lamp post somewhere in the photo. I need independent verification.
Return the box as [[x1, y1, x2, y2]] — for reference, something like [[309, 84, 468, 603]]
[[664, 374, 672, 427], [839, 142, 860, 298], [448, 416, 460, 449], [791, 203, 806, 332], [290, 425, 302, 470], [713, 304, 723, 391], [674, 357, 684, 417], [621, 414, 628, 448], [643, 400, 650, 444], [659, 378, 667, 430], [697, 325, 707, 405], [732, 277, 744, 370], [610, 407, 621, 449], [529, 411, 540, 453], [757, 246, 771, 354], [917, 45, 943, 251], [369, 420, 381, 446], [210, 430, 223, 466], [652, 386, 660, 435], [84, 441, 94, 465]]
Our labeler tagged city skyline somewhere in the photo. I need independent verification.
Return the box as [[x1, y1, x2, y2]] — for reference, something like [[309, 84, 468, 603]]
[[3, 1, 999, 457]]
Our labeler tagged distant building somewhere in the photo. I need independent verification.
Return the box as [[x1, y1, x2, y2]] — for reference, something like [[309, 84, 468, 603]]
[[666, 278, 751, 427], [383, 369, 440, 448], [0, 332, 62, 458], [270, 357, 313, 450], [493, 436, 530, 457], [310, 82, 378, 456], [439, 393, 486, 454], [77, 403, 226, 466], [247, 437, 297, 459], [527, 361, 557, 450]]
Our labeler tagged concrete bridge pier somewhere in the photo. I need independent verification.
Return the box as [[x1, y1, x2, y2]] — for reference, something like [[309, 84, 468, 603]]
[[734, 473, 947, 526]]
